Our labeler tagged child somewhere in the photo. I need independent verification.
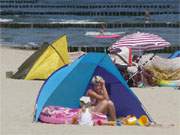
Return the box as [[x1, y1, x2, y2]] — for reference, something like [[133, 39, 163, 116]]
[[79, 96, 94, 126]]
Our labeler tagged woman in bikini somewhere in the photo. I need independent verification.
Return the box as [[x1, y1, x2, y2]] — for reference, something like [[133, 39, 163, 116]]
[[86, 76, 116, 121]]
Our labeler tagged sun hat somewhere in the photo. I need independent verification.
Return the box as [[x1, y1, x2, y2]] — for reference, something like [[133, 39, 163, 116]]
[[80, 96, 91, 104]]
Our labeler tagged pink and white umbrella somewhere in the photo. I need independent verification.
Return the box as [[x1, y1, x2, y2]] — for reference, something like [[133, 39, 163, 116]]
[[109, 32, 171, 52]]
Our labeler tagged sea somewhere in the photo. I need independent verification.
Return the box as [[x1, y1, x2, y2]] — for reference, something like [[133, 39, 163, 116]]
[[0, 14, 180, 48]]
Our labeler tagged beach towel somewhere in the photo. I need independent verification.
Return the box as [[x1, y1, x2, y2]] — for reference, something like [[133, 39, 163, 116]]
[[139, 54, 180, 85]]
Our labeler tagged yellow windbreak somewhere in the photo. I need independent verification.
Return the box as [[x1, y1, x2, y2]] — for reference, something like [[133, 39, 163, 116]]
[[25, 35, 70, 80]]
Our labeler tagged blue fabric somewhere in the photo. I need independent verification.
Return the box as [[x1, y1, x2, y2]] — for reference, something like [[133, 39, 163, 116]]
[[45, 63, 97, 107], [35, 56, 83, 121], [35, 53, 152, 122], [168, 51, 180, 58], [35, 53, 105, 121]]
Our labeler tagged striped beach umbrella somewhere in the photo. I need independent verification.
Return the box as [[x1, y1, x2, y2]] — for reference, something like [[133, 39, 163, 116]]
[[109, 32, 171, 52]]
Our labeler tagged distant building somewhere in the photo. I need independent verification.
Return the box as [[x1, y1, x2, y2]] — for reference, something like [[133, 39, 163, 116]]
[[0, 0, 179, 16]]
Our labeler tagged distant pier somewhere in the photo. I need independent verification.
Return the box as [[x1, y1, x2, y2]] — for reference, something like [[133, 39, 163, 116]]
[[69, 46, 180, 53], [0, 22, 180, 28], [8, 45, 180, 53], [1, 11, 179, 16]]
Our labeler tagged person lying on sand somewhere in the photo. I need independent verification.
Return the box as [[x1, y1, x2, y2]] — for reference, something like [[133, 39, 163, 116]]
[[87, 76, 116, 121]]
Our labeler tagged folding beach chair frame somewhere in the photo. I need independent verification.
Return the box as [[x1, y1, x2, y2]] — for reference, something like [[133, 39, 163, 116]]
[[127, 54, 156, 82]]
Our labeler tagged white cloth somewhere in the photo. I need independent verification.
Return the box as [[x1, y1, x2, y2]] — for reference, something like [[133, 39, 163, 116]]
[[79, 108, 93, 126], [109, 47, 130, 66], [127, 66, 138, 74], [139, 54, 180, 71]]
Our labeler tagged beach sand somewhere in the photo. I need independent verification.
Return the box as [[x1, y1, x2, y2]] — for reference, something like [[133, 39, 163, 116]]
[[0, 47, 180, 135]]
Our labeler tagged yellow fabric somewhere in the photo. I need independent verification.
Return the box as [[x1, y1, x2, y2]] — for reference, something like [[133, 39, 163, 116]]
[[145, 67, 180, 84], [25, 35, 70, 80]]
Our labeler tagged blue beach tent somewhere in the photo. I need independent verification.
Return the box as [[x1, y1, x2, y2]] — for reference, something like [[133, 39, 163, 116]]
[[35, 53, 152, 122], [168, 50, 180, 59]]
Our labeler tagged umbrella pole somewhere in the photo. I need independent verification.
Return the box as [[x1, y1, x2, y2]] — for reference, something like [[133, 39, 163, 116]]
[[140, 49, 144, 86]]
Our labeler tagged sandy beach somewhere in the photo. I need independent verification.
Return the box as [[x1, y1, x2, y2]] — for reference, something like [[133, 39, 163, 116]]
[[0, 47, 180, 135]]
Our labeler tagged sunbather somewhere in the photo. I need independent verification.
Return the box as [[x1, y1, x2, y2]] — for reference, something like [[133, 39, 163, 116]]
[[87, 76, 116, 121]]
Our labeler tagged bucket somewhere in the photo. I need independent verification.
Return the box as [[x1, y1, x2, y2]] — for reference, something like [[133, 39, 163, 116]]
[[127, 116, 137, 125], [138, 115, 149, 126]]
